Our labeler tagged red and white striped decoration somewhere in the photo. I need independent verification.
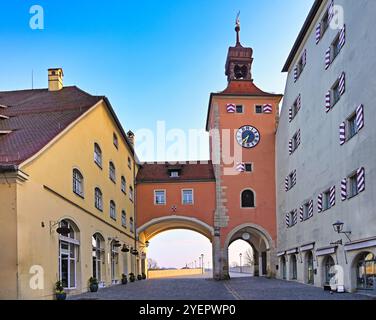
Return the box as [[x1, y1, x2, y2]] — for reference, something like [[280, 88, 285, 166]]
[[330, 186, 336, 207], [297, 94, 301, 111], [288, 107, 293, 122], [296, 130, 301, 147], [292, 170, 297, 187], [236, 163, 246, 172], [315, 23, 321, 44], [338, 72, 346, 96], [289, 139, 293, 155], [328, 0, 334, 22], [339, 24, 346, 49], [339, 122, 346, 145], [308, 200, 314, 218], [325, 48, 331, 70], [299, 206, 304, 222], [318, 193, 323, 213], [226, 104, 236, 113], [325, 91, 331, 112], [357, 167, 365, 193], [356, 104, 364, 131], [341, 178, 347, 201], [286, 213, 290, 227], [263, 104, 273, 114], [294, 66, 298, 82], [293, 209, 298, 226], [285, 176, 289, 192]]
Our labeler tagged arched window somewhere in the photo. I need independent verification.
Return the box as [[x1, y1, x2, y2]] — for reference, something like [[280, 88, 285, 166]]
[[73, 169, 84, 197], [356, 252, 376, 290], [306, 251, 314, 285], [129, 186, 134, 201], [92, 233, 104, 282], [109, 162, 116, 182], [290, 254, 297, 280], [121, 176, 126, 193], [241, 189, 255, 208], [110, 240, 119, 283], [94, 188, 103, 211], [121, 210, 127, 227], [324, 256, 335, 285], [110, 200, 116, 220], [94, 143, 102, 167], [130, 217, 134, 233], [59, 219, 80, 289]]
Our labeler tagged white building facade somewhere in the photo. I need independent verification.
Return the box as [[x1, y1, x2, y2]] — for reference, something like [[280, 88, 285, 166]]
[[276, 0, 376, 293]]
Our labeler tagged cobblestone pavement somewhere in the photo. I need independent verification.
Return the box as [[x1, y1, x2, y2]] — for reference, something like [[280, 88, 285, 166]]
[[70, 276, 374, 300]]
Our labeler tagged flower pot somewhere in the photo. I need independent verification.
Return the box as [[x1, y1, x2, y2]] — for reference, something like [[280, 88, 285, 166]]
[[121, 278, 128, 285], [142, 273, 146, 280], [89, 283, 98, 292], [129, 274, 136, 282], [55, 292, 67, 300], [137, 275, 142, 281]]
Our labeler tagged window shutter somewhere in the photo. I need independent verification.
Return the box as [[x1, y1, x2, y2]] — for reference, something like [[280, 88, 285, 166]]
[[297, 130, 301, 147], [226, 104, 236, 113], [297, 94, 301, 111], [263, 104, 272, 114], [293, 209, 298, 225], [330, 186, 336, 207], [315, 23, 321, 44], [341, 178, 347, 201], [339, 72, 346, 96], [339, 24, 346, 49], [302, 50, 307, 67], [356, 104, 364, 131], [309, 200, 314, 218], [318, 193, 323, 213], [339, 122, 346, 145], [289, 139, 293, 155], [325, 91, 331, 112], [293, 170, 297, 187], [299, 206, 304, 222], [289, 107, 292, 122], [357, 167, 365, 193], [325, 48, 331, 70], [285, 176, 289, 192], [294, 66, 298, 82], [236, 163, 245, 172], [286, 213, 290, 227], [328, 0, 334, 22]]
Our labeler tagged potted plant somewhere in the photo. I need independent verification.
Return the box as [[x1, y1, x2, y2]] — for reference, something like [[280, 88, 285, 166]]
[[129, 273, 136, 282], [142, 273, 147, 280], [55, 281, 66, 300], [121, 274, 128, 285], [137, 274, 142, 281], [89, 277, 99, 292]]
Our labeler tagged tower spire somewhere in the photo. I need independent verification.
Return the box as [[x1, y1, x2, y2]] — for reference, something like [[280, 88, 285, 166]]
[[235, 11, 241, 46]]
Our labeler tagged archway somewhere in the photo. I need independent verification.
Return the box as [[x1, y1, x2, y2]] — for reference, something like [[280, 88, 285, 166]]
[[322, 255, 335, 286], [225, 224, 274, 278], [228, 239, 254, 277], [305, 251, 314, 285], [353, 251, 376, 291]]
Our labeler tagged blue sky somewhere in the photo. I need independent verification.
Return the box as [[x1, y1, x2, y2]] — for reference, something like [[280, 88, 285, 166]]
[[0, 0, 314, 267]]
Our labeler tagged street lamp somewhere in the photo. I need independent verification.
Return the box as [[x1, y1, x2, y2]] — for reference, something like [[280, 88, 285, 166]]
[[198, 257, 201, 270], [239, 253, 242, 273], [201, 254, 204, 274], [332, 220, 352, 242]]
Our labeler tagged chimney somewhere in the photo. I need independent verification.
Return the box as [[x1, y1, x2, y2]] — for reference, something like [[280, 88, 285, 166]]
[[48, 68, 64, 91], [127, 130, 135, 146]]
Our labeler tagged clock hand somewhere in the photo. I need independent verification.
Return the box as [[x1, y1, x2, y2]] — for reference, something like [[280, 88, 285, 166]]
[[242, 135, 249, 144]]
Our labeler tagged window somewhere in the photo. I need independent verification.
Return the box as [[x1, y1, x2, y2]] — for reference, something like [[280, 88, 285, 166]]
[[130, 217, 134, 233], [110, 241, 119, 282], [245, 163, 253, 172], [332, 34, 341, 61], [170, 170, 179, 178], [255, 105, 263, 114], [347, 113, 358, 140], [128, 157, 131, 168], [323, 190, 331, 210], [321, 10, 329, 37], [241, 190, 255, 208], [292, 133, 299, 152], [59, 219, 79, 289], [129, 186, 134, 202], [113, 133, 118, 149], [109, 162, 116, 182], [291, 97, 300, 120], [303, 202, 310, 220], [94, 143, 102, 168], [288, 172, 294, 189], [236, 105, 243, 113], [121, 176, 126, 193], [92, 233, 104, 282], [94, 188, 103, 211], [182, 189, 193, 205], [290, 255, 297, 280], [356, 252, 376, 290], [349, 174, 358, 198], [110, 200, 116, 220], [154, 190, 166, 205], [121, 210, 127, 227], [73, 169, 84, 197], [332, 81, 341, 106], [288, 211, 296, 227]]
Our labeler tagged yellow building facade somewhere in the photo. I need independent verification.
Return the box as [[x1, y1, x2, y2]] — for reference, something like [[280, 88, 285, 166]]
[[0, 69, 146, 299]]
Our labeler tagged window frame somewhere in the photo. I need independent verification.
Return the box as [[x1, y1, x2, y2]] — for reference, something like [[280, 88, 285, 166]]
[[331, 80, 341, 107], [348, 173, 359, 199], [113, 133, 118, 149], [235, 105, 244, 114], [240, 189, 256, 209], [72, 168, 84, 198], [129, 186, 134, 202], [94, 187, 103, 211], [244, 163, 253, 173], [255, 105, 263, 114], [169, 171, 180, 178], [321, 10, 330, 38], [323, 190, 331, 211], [121, 176, 126, 194], [109, 161, 116, 183], [303, 202, 310, 220], [182, 189, 194, 205], [121, 210, 127, 228], [94, 143, 102, 168], [347, 112, 358, 141], [154, 189, 166, 205], [110, 200, 116, 220]]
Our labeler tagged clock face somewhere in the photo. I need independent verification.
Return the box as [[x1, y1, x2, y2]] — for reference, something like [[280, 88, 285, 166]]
[[236, 125, 260, 148]]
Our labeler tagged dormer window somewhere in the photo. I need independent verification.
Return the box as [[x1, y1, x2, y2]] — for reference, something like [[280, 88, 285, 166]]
[[170, 171, 179, 178]]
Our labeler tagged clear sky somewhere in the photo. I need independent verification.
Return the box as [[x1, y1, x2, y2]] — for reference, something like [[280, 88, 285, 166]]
[[1, 1, 314, 268]]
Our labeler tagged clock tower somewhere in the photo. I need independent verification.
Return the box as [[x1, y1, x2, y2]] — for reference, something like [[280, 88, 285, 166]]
[[206, 17, 283, 280]]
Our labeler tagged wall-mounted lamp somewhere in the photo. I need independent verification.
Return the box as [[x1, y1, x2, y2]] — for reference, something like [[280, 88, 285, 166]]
[[332, 220, 352, 242]]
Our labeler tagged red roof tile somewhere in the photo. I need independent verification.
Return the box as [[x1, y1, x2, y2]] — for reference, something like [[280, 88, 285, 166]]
[[136, 161, 215, 183]]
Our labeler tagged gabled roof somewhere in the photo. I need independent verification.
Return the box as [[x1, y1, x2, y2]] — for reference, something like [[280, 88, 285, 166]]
[[0, 86, 133, 170], [136, 161, 215, 183], [282, 0, 323, 72]]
